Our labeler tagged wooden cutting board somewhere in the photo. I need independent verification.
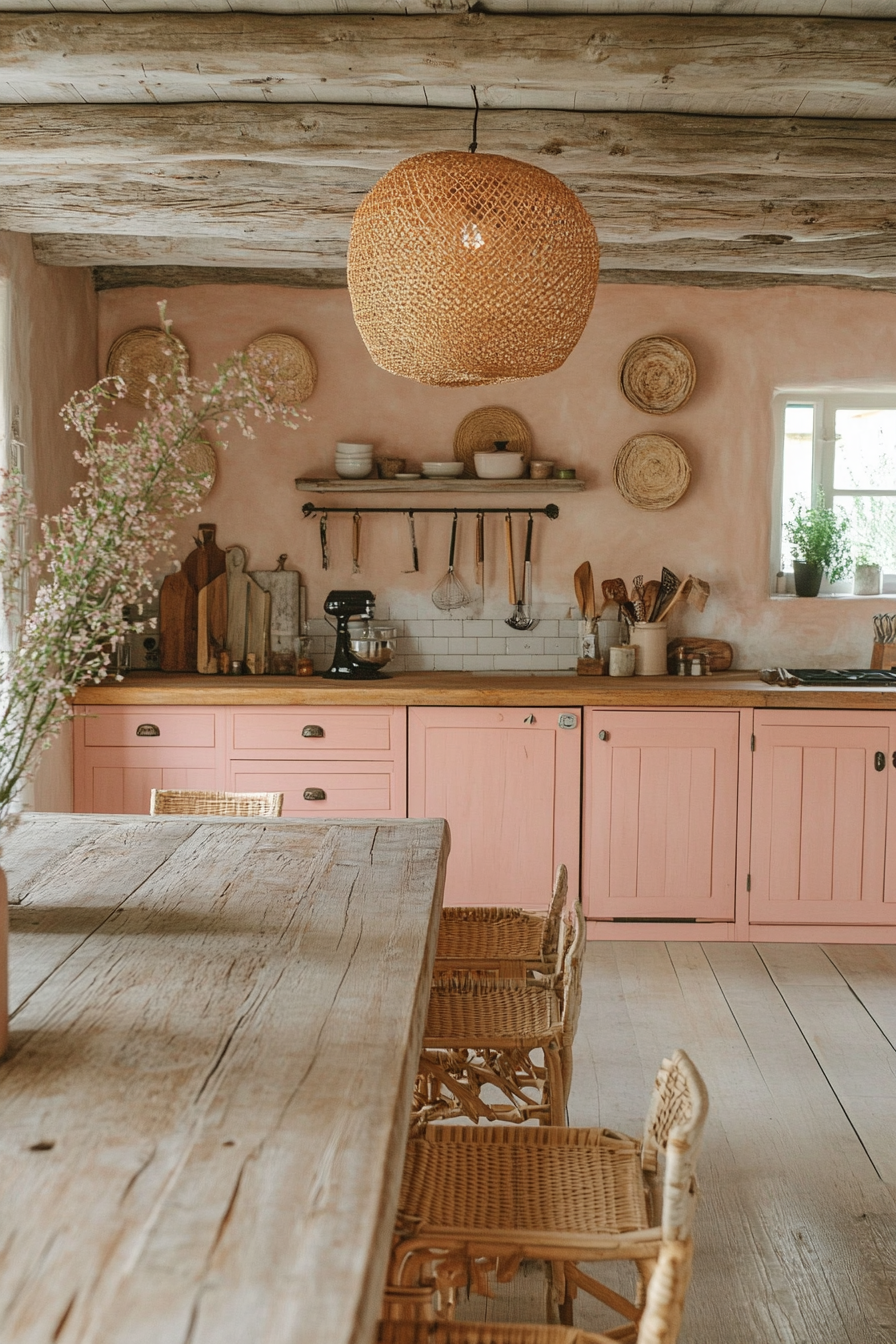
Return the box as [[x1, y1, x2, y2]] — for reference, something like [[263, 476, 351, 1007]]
[[250, 562, 300, 654], [227, 546, 270, 668], [197, 572, 227, 674], [182, 522, 226, 592], [666, 637, 733, 674], [159, 569, 197, 672]]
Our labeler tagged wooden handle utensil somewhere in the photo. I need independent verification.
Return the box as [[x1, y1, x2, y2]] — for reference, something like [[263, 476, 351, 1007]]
[[505, 513, 517, 605]]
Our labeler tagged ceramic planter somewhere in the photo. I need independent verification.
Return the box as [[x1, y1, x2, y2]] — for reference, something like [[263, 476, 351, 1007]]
[[854, 564, 882, 597], [793, 560, 824, 597]]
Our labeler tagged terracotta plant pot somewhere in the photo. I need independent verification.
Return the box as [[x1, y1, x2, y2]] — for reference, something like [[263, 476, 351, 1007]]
[[793, 560, 824, 597]]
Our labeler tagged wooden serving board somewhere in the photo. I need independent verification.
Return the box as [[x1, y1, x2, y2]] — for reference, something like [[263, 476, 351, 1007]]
[[159, 568, 197, 672], [251, 566, 300, 654], [666, 637, 733, 674]]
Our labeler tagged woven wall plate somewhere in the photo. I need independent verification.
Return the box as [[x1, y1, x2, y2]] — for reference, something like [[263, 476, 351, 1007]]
[[613, 433, 692, 511], [181, 437, 217, 501], [245, 333, 317, 407], [106, 327, 189, 407], [453, 406, 533, 477], [619, 335, 696, 415]]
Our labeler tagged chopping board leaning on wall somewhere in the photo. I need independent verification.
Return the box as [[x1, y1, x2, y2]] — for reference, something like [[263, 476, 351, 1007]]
[[159, 523, 226, 672], [251, 556, 300, 656], [227, 545, 270, 671]]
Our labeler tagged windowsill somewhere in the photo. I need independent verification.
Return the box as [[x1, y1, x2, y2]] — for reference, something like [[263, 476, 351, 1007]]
[[769, 592, 896, 600]]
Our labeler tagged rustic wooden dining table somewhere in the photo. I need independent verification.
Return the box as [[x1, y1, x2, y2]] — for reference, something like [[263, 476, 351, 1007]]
[[0, 811, 449, 1344]]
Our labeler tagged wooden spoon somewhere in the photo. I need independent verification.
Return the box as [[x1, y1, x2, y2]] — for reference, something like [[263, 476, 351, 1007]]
[[642, 579, 661, 621], [573, 562, 590, 620]]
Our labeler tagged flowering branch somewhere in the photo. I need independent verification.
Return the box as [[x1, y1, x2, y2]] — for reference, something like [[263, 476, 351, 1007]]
[[0, 314, 304, 832]]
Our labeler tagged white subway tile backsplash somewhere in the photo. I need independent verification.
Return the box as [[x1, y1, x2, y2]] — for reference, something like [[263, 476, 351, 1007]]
[[404, 620, 434, 637], [535, 620, 559, 637], [450, 638, 479, 654], [418, 638, 449, 654], [403, 654, 435, 671], [433, 618, 464, 636], [434, 655, 466, 670], [477, 638, 506, 654], [461, 655, 495, 670], [493, 654, 561, 670], [545, 637, 577, 656], [462, 620, 493, 636], [505, 636, 544, 656]]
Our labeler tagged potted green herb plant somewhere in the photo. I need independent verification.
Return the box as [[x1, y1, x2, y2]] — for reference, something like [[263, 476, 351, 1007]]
[[853, 550, 882, 597], [784, 494, 852, 597]]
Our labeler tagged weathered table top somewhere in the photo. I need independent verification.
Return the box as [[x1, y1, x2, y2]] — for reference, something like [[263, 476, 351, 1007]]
[[1, 812, 449, 1344]]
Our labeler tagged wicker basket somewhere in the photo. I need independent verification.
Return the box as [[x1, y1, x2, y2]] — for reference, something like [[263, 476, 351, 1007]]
[[245, 332, 317, 407], [348, 152, 599, 387], [619, 336, 696, 415], [613, 434, 692, 511], [149, 790, 283, 817], [453, 407, 532, 477], [106, 327, 189, 407]]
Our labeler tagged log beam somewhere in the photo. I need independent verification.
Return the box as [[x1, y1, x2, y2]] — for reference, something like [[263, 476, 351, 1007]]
[[32, 230, 896, 277], [6, 169, 896, 243], [3, 14, 896, 116], [4, 104, 896, 179]]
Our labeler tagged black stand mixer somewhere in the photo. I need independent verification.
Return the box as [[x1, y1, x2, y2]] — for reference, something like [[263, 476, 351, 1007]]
[[321, 589, 384, 680]]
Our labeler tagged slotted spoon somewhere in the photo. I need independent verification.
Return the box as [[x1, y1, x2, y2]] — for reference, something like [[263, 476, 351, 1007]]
[[432, 511, 471, 611]]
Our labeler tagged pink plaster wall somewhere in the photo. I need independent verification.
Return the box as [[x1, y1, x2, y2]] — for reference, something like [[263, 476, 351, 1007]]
[[98, 280, 896, 670], [1, 232, 97, 809]]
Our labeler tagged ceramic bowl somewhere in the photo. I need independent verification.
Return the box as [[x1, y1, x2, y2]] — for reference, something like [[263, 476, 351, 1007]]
[[474, 451, 526, 480], [336, 442, 374, 455], [335, 461, 373, 479], [421, 462, 465, 478]]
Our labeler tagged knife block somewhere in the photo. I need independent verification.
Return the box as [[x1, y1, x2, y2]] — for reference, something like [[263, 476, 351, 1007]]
[[871, 641, 896, 670]]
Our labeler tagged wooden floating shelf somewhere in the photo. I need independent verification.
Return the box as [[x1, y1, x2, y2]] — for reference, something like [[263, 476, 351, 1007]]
[[294, 477, 586, 493]]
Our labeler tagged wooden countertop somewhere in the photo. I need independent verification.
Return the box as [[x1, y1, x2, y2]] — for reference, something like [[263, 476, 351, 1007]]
[[1, 812, 449, 1344], [74, 669, 896, 709]]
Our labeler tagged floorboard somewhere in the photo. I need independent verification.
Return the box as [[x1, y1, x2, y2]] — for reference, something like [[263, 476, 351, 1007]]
[[455, 942, 896, 1344]]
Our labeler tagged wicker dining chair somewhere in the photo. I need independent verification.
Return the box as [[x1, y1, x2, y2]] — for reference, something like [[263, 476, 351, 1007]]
[[149, 789, 284, 817], [413, 904, 585, 1130], [434, 865, 568, 982], [380, 1239, 693, 1344], [388, 1051, 708, 1340]]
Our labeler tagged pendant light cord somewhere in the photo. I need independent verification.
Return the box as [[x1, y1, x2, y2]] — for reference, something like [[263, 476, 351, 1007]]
[[469, 86, 479, 153]]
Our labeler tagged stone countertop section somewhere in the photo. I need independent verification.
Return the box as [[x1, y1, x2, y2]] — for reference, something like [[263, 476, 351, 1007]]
[[73, 670, 896, 708]]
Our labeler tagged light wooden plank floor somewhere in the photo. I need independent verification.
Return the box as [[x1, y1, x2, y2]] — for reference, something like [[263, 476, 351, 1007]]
[[456, 942, 896, 1344]]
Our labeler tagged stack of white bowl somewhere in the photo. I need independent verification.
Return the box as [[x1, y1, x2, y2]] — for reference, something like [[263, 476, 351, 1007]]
[[335, 442, 374, 479]]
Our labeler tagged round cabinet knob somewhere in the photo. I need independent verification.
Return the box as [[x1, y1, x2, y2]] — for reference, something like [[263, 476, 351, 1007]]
[[303, 787, 327, 801], [598, 730, 609, 741]]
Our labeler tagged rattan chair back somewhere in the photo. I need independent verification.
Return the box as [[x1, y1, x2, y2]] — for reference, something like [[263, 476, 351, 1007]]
[[149, 789, 284, 817], [642, 1050, 709, 1241], [636, 1239, 693, 1344], [379, 1323, 614, 1343], [434, 865, 568, 979]]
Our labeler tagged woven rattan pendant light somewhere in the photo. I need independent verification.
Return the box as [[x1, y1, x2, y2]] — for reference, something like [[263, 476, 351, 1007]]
[[347, 139, 600, 386]]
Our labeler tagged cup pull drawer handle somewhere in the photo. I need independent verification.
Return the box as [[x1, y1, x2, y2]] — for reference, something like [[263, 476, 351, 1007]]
[[135, 724, 160, 738], [598, 730, 609, 741], [875, 751, 886, 772], [303, 787, 327, 801], [302, 725, 325, 738]]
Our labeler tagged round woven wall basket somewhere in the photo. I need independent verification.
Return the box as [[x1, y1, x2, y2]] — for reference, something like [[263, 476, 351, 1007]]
[[619, 335, 696, 415], [453, 406, 532, 476], [347, 151, 600, 387], [106, 327, 189, 407], [181, 437, 217, 501], [613, 433, 692, 511], [245, 333, 317, 407]]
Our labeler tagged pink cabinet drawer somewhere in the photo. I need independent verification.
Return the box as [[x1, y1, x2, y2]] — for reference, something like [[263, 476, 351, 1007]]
[[229, 760, 405, 818], [81, 708, 218, 749], [230, 707, 403, 757]]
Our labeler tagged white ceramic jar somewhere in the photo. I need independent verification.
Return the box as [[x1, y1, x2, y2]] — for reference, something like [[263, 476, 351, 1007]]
[[628, 621, 669, 676]]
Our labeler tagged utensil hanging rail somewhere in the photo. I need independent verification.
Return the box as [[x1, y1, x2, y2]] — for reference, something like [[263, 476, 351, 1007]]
[[301, 503, 560, 519]]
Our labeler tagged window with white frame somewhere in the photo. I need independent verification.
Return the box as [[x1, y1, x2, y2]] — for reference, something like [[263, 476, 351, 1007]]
[[772, 392, 896, 594]]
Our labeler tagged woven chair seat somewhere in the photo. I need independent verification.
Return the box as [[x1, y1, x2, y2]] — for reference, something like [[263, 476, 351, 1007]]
[[379, 1324, 610, 1344], [424, 982, 561, 1046], [399, 1126, 649, 1238]]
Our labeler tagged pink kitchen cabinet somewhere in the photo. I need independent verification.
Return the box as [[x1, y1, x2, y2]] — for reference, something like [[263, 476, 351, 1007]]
[[407, 706, 581, 909], [749, 710, 896, 926], [73, 706, 226, 814], [583, 709, 740, 923]]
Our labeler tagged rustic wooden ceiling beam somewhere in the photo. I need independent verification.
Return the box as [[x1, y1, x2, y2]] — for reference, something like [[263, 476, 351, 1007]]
[[7, 170, 896, 243], [32, 230, 896, 277], [88, 263, 896, 296], [4, 14, 896, 115], [4, 104, 896, 178]]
